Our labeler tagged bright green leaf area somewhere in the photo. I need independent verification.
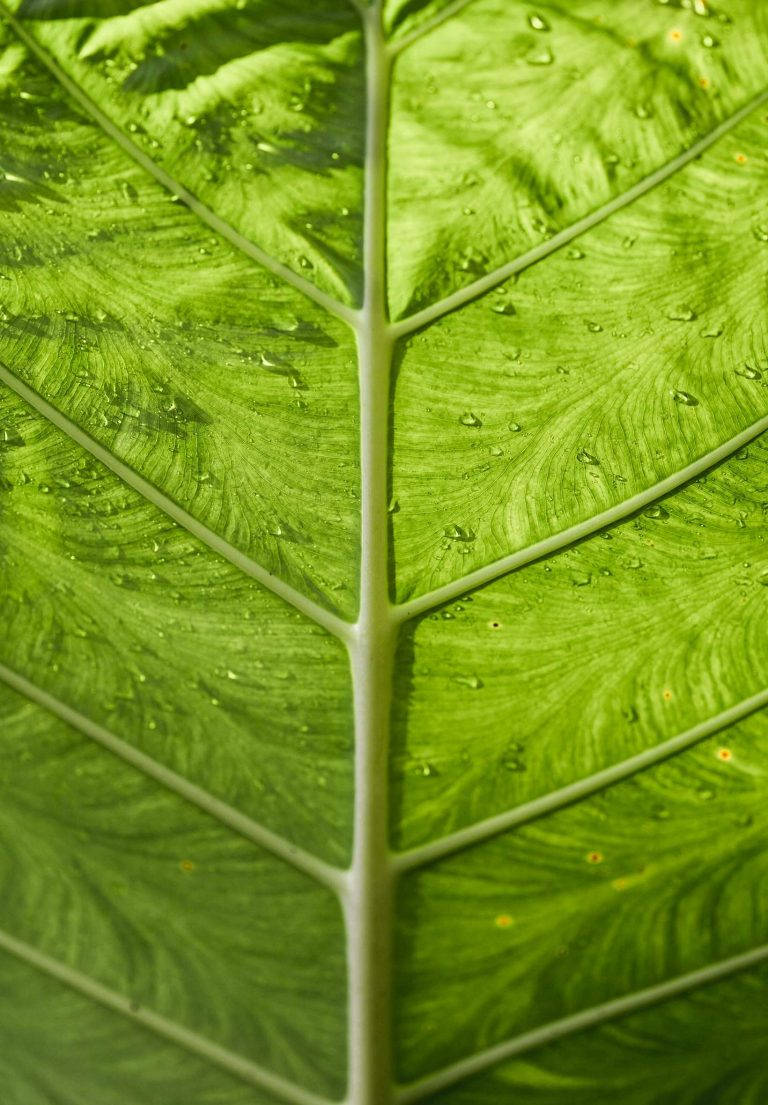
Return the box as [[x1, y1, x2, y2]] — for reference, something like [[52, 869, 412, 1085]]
[[392, 434, 768, 848], [387, 0, 768, 318], [1, 0, 767, 1103], [396, 706, 768, 1079], [8, 0, 365, 304], [390, 103, 768, 600]]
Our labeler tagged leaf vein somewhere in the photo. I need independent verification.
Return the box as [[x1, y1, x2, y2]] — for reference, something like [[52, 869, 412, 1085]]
[[395, 943, 768, 1104], [0, 661, 346, 894], [0, 3, 358, 329], [393, 414, 768, 623], [0, 364, 353, 642], [390, 86, 768, 337], [0, 926, 336, 1105]]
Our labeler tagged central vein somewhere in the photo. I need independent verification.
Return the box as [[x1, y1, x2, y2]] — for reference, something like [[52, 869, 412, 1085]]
[[344, 5, 396, 1105]]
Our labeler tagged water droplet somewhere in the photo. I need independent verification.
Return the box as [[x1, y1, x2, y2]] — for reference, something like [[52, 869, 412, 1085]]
[[587, 321, 603, 333], [414, 760, 438, 777], [644, 504, 669, 520], [622, 705, 638, 723], [633, 102, 653, 119], [443, 524, 476, 542], [577, 449, 600, 466], [701, 32, 719, 47], [527, 12, 550, 31], [735, 364, 762, 381], [387, 497, 400, 514], [571, 572, 592, 587], [697, 787, 715, 802], [667, 304, 697, 321], [700, 323, 723, 337], [502, 757, 526, 772], [508, 421, 522, 433], [459, 411, 482, 428], [670, 389, 699, 406], [652, 805, 670, 820], [453, 674, 484, 689], [753, 224, 768, 242], [526, 46, 554, 65], [566, 247, 585, 260], [623, 557, 643, 570], [490, 298, 516, 316], [757, 570, 768, 587]]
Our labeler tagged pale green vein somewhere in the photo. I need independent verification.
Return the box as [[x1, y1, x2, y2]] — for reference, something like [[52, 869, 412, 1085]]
[[0, 365, 353, 642], [0, 3, 359, 330], [388, 0, 478, 56], [345, 6, 397, 1105], [0, 926, 335, 1105], [393, 414, 768, 623], [390, 85, 768, 338], [0, 662, 347, 895], [392, 685, 768, 873], [394, 943, 768, 1104]]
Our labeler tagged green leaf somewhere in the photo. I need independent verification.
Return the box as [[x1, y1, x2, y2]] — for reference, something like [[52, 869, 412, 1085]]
[[0, 2, 767, 1104]]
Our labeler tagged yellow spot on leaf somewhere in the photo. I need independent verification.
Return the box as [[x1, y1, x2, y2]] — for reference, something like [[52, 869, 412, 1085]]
[[668, 28, 683, 43], [735, 153, 748, 165], [494, 914, 513, 928], [179, 859, 196, 872], [717, 747, 732, 762], [587, 851, 603, 864]]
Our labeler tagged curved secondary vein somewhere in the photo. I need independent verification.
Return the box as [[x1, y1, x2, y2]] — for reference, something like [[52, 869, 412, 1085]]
[[394, 942, 768, 1104], [0, 364, 352, 643], [388, 0, 479, 56], [0, 662, 346, 894], [393, 413, 768, 623], [0, 926, 334, 1105], [0, 4, 358, 331], [392, 685, 768, 874], [390, 85, 768, 338]]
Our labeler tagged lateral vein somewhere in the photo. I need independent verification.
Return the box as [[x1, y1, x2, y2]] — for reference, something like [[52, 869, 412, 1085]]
[[393, 413, 768, 623], [392, 685, 768, 873], [390, 85, 768, 338], [0, 662, 346, 894], [0, 926, 335, 1105], [395, 943, 768, 1104], [388, 0, 479, 56], [0, 3, 358, 330], [0, 363, 353, 643]]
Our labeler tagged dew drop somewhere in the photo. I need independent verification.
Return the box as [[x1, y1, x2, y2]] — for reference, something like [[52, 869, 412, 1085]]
[[644, 504, 669, 520], [443, 523, 476, 542], [667, 304, 697, 321], [527, 12, 550, 31], [700, 323, 723, 337], [586, 321, 603, 333], [490, 298, 516, 316], [526, 46, 554, 65], [701, 33, 719, 47], [753, 224, 768, 242], [735, 364, 762, 381], [566, 247, 585, 260], [571, 572, 592, 587], [670, 389, 699, 406], [577, 448, 600, 466], [508, 421, 522, 433], [453, 674, 484, 689], [459, 411, 482, 427]]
